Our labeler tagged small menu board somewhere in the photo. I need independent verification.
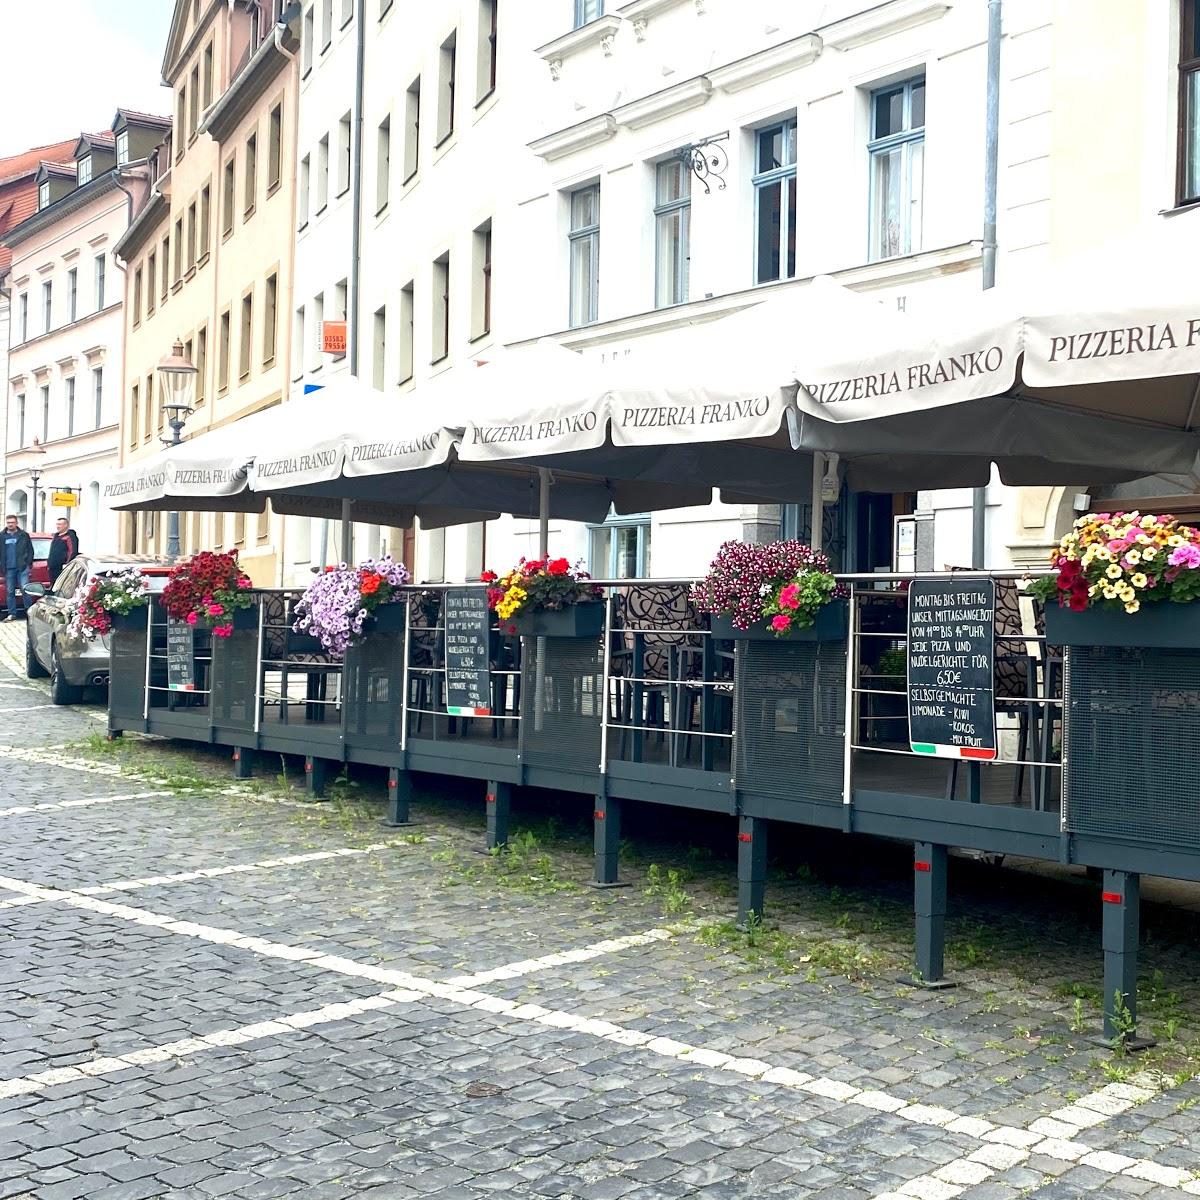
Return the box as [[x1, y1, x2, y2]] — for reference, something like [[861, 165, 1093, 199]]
[[444, 588, 492, 717], [907, 579, 997, 761], [166, 618, 196, 692]]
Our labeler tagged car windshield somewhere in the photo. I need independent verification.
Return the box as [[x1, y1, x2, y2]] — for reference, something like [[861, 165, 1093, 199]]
[[31, 537, 52, 560]]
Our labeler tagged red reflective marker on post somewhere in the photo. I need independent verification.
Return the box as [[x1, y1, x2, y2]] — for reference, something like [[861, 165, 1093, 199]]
[[914, 860, 932, 872], [1102, 891, 1123, 904]]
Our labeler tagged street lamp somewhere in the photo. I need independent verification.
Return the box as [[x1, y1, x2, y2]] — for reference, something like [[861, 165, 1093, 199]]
[[157, 338, 198, 560], [26, 438, 46, 531]]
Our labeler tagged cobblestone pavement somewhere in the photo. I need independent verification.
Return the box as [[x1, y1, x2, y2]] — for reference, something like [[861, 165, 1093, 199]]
[[0, 622, 1198, 1199]]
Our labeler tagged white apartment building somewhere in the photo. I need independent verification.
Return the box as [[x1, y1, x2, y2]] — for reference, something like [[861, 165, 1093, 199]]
[[5, 115, 168, 551], [294, 0, 1200, 582]]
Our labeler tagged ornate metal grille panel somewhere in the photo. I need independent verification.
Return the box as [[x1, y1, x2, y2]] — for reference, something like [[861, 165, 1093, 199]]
[[519, 637, 604, 774], [1065, 646, 1200, 848], [735, 641, 846, 805]]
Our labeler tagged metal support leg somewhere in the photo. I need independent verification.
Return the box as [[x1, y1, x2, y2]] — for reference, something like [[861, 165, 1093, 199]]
[[590, 794, 629, 888], [232, 748, 254, 779], [1101, 870, 1153, 1049], [304, 755, 329, 799], [912, 843, 955, 989], [383, 768, 413, 826], [737, 815, 768, 927], [485, 780, 511, 851]]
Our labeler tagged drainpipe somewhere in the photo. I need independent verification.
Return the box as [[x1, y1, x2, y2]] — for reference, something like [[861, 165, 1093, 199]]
[[971, 0, 1001, 569], [275, 17, 297, 585]]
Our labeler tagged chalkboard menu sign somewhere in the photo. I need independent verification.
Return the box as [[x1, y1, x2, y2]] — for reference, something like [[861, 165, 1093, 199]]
[[444, 588, 492, 717], [907, 579, 996, 761], [166, 618, 196, 692]]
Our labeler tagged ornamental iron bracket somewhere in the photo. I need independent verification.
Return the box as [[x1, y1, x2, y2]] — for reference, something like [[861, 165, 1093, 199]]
[[675, 132, 729, 194]]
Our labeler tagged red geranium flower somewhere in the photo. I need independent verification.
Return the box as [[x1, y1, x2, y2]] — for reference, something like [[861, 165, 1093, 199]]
[[547, 558, 570, 576]]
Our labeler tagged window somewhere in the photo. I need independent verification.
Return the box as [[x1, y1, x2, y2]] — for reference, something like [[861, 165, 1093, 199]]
[[294, 306, 306, 380], [471, 219, 492, 339], [93, 367, 103, 428], [333, 278, 348, 360], [432, 253, 450, 362], [160, 236, 170, 300], [373, 305, 387, 388], [1181, 0, 1200, 204], [244, 132, 257, 216], [15, 394, 25, 447], [174, 217, 184, 282], [40, 384, 49, 444], [589, 515, 650, 578], [96, 253, 107, 310], [376, 115, 391, 212], [299, 154, 311, 229], [436, 32, 456, 146], [477, 0, 498, 103], [568, 183, 600, 327], [239, 291, 254, 379], [313, 292, 325, 369], [38, 180, 50, 209], [145, 255, 156, 317], [218, 308, 231, 391], [321, 0, 332, 48], [575, 0, 602, 28], [341, 0, 353, 26], [338, 111, 351, 195], [399, 281, 414, 383], [269, 103, 283, 192], [654, 158, 690, 308], [380, 0, 393, 19], [149, 371, 159, 435], [77, 155, 92, 185], [302, 6, 314, 73], [67, 268, 78, 322], [868, 77, 925, 260], [66, 377, 76, 437], [196, 325, 208, 405], [190, 64, 200, 133], [214, 513, 225, 550], [752, 117, 797, 284], [203, 42, 214, 108], [222, 156, 235, 235], [42, 280, 53, 332], [176, 87, 187, 158], [133, 268, 143, 326], [18, 294, 27, 341], [187, 201, 197, 270], [403, 77, 421, 182], [200, 183, 211, 258], [116, 129, 130, 165], [317, 134, 330, 210], [263, 273, 278, 365], [129, 384, 139, 448]]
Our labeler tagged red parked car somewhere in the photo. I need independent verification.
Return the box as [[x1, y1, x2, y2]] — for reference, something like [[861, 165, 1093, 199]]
[[0, 532, 54, 612]]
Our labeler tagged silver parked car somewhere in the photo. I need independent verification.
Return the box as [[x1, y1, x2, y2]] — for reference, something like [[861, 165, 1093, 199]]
[[25, 555, 171, 704]]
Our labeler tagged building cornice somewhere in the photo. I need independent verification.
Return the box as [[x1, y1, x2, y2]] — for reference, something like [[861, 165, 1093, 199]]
[[613, 75, 712, 130], [114, 191, 169, 262], [819, 0, 952, 51], [3, 171, 122, 249], [529, 114, 618, 162], [200, 16, 299, 142], [617, 0, 694, 39], [708, 33, 822, 92], [536, 14, 623, 78], [7, 303, 123, 357]]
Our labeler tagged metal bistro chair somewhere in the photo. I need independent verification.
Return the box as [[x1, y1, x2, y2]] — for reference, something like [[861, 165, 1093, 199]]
[[275, 592, 342, 725]]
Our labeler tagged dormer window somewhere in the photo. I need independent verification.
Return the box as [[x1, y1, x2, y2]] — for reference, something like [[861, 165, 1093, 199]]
[[38, 181, 50, 209], [116, 130, 130, 165], [77, 155, 92, 185]]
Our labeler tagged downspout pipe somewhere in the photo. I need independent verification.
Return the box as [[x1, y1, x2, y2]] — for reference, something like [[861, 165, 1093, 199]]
[[972, 0, 1001, 569]]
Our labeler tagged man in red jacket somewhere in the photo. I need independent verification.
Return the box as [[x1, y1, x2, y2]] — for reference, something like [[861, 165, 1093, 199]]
[[47, 518, 79, 587]]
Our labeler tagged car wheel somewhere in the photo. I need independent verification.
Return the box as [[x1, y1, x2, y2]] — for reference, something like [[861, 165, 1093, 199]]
[[25, 627, 47, 679], [49, 641, 82, 705]]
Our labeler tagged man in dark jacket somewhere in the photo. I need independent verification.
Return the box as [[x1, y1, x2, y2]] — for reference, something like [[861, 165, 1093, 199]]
[[3, 515, 34, 621], [47, 518, 79, 587]]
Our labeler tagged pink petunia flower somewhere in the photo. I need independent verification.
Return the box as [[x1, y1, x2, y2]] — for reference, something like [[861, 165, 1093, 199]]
[[778, 583, 801, 611], [771, 614, 791, 632]]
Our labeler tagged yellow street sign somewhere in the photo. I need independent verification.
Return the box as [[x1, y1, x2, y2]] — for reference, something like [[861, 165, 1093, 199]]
[[52, 491, 77, 507]]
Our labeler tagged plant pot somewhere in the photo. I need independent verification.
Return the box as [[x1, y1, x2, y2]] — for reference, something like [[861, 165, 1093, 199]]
[[508, 601, 605, 638], [1044, 600, 1200, 649], [364, 602, 407, 634], [109, 607, 149, 632], [709, 599, 849, 643], [286, 632, 327, 656]]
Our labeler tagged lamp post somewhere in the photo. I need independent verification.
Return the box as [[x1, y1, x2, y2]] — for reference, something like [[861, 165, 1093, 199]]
[[26, 438, 46, 530], [157, 338, 198, 561]]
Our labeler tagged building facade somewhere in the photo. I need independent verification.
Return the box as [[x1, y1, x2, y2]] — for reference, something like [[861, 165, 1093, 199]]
[[115, 0, 300, 585], [3, 121, 165, 551]]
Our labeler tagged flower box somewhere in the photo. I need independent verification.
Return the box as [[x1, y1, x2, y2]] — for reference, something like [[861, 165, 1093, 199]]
[[286, 633, 327, 657], [365, 602, 407, 634], [221, 606, 258, 631], [710, 599, 849, 643], [508, 602, 605, 638], [109, 607, 149, 633], [1044, 601, 1200, 649]]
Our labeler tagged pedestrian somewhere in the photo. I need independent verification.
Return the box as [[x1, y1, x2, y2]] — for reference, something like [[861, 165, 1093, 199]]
[[47, 517, 79, 587], [3, 515, 34, 622]]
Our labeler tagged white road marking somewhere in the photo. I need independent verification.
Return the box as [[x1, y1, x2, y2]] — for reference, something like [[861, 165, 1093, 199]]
[[0, 704, 57, 715], [0, 790, 172, 819]]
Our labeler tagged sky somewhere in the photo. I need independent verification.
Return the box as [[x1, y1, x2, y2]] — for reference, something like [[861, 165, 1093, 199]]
[[3, 0, 174, 158]]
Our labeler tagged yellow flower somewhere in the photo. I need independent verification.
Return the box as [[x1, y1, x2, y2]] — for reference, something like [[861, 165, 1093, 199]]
[[1094, 547, 1113, 562], [1168, 534, 1185, 547], [1141, 515, 1156, 529], [1103, 587, 1117, 600], [1105, 564, 1122, 579], [1120, 586, 1135, 602], [1143, 547, 1157, 561], [1125, 600, 1140, 613], [1088, 585, 1098, 596], [1126, 549, 1141, 564], [1131, 573, 1148, 588]]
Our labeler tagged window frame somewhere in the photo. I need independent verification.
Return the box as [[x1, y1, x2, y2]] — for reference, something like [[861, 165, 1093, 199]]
[[244, 132, 258, 218], [93, 367, 103, 429], [38, 180, 50, 209], [587, 512, 650, 579], [477, 0, 498, 105], [1180, 0, 1200, 205], [403, 77, 421, 184], [436, 31, 457, 148], [263, 273, 278, 367], [574, 0, 602, 29], [376, 114, 391, 213], [568, 183, 600, 328], [751, 117, 798, 286], [867, 76, 926, 262], [67, 267, 78, 322], [77, 155, 92, 186], [654, 158, 691, 309], [268, 102, 284, 194]]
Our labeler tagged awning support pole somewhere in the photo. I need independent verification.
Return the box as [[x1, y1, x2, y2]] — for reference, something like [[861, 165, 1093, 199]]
[[811, 452, 825, 554], [534, 468, 552, 733], [340, 498, 353, 564]]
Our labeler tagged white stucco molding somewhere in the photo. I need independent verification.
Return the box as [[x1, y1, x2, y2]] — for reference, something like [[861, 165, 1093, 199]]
[[613, 75, 712, 129], [36, 261, 55, 276], [55, 354, 77, 375], [86, 233, 109, 249], [81, 344, 106, 365], [536, 14, 623, 79], [32, 364, 52, 383], [529, 114, 619, 162], [617, 0, 692, 41], [61, 247, 81, 263], [821, 0, 952, 51], [708, 34, 822, 93], [11, 273, 30, 288]]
